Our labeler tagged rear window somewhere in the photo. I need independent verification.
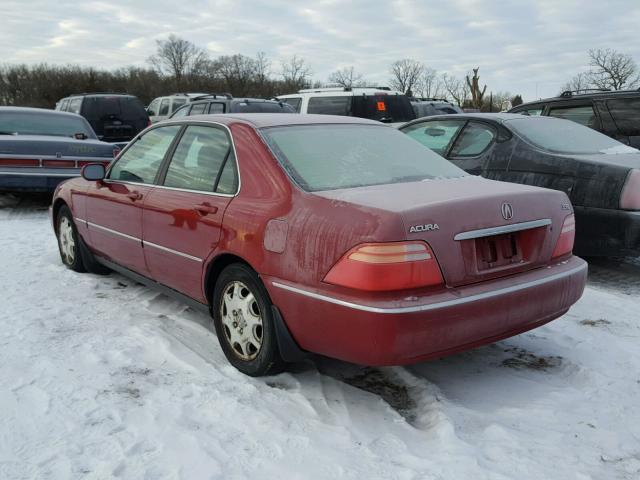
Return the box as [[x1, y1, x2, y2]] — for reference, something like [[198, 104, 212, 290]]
[[351, 95, 416, 123], [507, 117, 637, 154], [307, 97, 351, 116], [261, 124, 466, 192], [0, 111, 95, 138], [82, 96, 147, 122]]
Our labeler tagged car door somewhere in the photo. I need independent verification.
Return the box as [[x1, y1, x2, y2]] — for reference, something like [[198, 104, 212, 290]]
[[401, 119, 466, 157], [84, 125, 182, 274], [446, 121, 497, 175], [142, 124, 238, 301]]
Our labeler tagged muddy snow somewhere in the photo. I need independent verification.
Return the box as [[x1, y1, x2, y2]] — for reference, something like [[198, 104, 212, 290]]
[[1, 195, 639, 480]]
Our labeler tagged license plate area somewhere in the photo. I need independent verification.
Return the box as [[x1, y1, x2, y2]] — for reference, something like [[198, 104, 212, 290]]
[[475, 232, 522, 270]]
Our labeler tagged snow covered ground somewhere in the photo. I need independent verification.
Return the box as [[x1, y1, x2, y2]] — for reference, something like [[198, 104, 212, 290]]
[[1, 194, 639, 480]]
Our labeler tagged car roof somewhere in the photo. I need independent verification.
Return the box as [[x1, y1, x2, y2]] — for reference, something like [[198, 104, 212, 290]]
[[512, 89, 640, 109], [65, 93, 136, 98], [0, 106, 85, 118], [169, 113, 385, 128]]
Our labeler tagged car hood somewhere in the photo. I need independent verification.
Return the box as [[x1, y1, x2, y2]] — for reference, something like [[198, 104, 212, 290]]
[[0, 135, 114, 158]]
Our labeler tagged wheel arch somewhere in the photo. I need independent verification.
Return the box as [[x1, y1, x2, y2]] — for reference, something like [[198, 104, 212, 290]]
[[203, 253, 254, 307], [51, 198, 69, 232]]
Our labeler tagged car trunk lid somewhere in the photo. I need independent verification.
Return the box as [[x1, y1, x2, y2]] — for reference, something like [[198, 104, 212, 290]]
[[315, 176, 570, 288]]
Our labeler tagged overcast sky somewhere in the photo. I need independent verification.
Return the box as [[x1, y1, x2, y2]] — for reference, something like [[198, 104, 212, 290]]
[[1, 0, 639, 101]]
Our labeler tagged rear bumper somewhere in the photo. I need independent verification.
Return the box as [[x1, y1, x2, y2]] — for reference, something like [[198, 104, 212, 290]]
[[264, 256, 587, 366], [574, 206, 640, 256], [0, 168, 78, 192]]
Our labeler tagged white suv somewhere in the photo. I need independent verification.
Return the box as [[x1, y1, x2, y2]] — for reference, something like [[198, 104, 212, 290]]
[[146, 93, 211, 123], [276, 87, 416, 126]]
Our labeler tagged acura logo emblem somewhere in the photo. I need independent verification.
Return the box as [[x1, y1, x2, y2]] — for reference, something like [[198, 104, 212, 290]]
[[501, 202, 514, 220]]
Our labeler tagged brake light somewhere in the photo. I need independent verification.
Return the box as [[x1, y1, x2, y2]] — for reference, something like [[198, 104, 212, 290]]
[[552, 214, 575, 259], [323, 241, 444, 291], [0, 158, 39, 167], [42, 160, 75, 168], [620, 169, 640, 210]]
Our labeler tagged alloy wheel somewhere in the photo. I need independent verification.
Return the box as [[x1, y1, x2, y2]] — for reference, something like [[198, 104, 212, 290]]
[[220, 281, 264, 360]]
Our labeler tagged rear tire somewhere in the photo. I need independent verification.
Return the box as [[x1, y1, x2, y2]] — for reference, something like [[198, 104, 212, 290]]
[[212, 263, 285, 376]]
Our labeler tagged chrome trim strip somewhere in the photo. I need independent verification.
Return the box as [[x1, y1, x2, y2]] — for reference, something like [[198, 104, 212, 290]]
[[142, 240, 203, 262], [271, 262, 587, 314], [453, 219, 552, 241], [86, 221, 141, 243], [74, 217, 88, 226]]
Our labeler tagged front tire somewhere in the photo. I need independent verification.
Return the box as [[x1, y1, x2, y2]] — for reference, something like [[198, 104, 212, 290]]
[[56, 206, 86, 273], [212, 263, 284, 376]]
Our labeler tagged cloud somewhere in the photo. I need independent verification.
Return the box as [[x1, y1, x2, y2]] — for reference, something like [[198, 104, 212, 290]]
[[0, 0, 638, 101]]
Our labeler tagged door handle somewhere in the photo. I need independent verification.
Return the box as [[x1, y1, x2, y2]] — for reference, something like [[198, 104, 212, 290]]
[[194, 203, 218, 215], [127, 191, 143, 201]]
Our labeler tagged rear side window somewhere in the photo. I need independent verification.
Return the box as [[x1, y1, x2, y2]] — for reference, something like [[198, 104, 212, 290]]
[[607, 98, 640, 136], [548, 105, 599, 129], [282, 97, 302, 112], [159, 99, 170, 116], [163, 125, 237, 194], [450, 122, 496, 157], [307, 96, 351, 116], [59, 99, 70, 111], [171, 105, 190, 118], [68, 98, 82, 114], [109, 125, 180, 184], [401, 120, 465, 155], [209, 103, 225, 114]]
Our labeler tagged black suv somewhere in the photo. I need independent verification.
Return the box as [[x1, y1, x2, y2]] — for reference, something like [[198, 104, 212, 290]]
[[509, 89, 640, 148], [169, 94, 295, 118], [56, 93, 150, 143]]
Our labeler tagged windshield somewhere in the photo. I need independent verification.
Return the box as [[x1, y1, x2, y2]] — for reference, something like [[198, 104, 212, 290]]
[[351, 95, 416, 123], [0, 111, 95, 138], [506, 116, 638, 154], [261, 124, 466, 192]]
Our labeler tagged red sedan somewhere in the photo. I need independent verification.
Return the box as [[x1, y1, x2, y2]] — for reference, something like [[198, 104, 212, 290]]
[[51, 114, 587, 376]]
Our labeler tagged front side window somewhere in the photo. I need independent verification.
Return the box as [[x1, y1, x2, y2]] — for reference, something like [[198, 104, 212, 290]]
[[159, 99, 170, 116], [68, 98, 82, 114], [108, 125, 181, 183], [171, 98, 187, 113], [147, 99, 160, 117], [607, 98, 640, 136], [262, 124, 466, 192], [171, 105, 189, 118], [189, 103, 207, 115], [163, 125, 237, 193], [506, 117, 637, 154], [282, 97, 301, 112], [401, 120, 465, 155], [307, 96, 351, 116], [548, 104, 599, 129], [450, 122, 496, 157]]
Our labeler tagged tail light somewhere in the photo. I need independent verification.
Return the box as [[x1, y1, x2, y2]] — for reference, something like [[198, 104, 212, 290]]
[[620, 169, 640, 210], [323, 241, 444, 291], [552, 214, 575, 259]]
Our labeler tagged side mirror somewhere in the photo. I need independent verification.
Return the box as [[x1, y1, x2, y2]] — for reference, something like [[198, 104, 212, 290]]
[[81, 163, 106, 182], [425, 127, 446, 137], [74, 132, 88, 140]]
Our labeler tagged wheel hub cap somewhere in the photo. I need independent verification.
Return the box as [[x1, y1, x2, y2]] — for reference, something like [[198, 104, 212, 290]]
[[220, 281, 263, 360], [58, 217, 75, 265]]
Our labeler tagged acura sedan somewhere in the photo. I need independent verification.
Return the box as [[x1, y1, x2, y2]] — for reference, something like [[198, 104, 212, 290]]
[[0, 107, 118, 192], [400, 113, 640, 256], [51, 114, 587, 376]]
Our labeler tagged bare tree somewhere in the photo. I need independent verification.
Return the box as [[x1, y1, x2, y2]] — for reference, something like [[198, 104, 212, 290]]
[[441, 73, 469, 106], [416, 67, 444, 98], [147, 35, 209, 90], [587, 48, 640, 90], [328, 66, 364, 88], [280, 55, 312, 91], [389, 59, 424, 95], [466, 67, 487, 109], [560, 72, 592, 94], [215, 54, 258, 96]]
